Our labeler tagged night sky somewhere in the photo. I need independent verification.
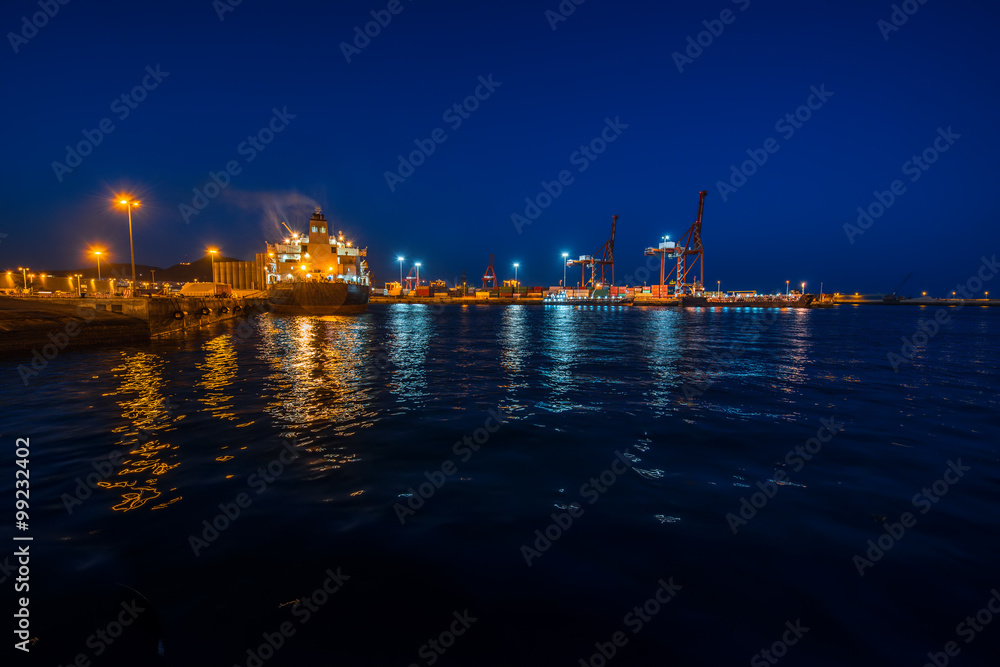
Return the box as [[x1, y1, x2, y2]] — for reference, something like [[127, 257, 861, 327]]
[[3, 0, 998, 295]]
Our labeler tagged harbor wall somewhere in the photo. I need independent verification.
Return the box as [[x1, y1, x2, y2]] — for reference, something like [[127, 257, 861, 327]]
[[0, 296, 271, 354]]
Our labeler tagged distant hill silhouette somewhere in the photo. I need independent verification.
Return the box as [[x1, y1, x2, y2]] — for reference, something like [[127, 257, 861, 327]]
[[45, 254, 244, 283]]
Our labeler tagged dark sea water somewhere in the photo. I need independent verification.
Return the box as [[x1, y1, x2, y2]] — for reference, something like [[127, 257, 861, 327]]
[[3, 303, 999, 667]]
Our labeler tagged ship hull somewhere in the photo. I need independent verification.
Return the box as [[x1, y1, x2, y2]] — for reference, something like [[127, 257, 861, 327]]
[[266, 282, 370, 315]]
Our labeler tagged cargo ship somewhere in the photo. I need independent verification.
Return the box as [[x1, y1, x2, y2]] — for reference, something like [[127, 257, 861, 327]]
[[263, 208, 371, 315]]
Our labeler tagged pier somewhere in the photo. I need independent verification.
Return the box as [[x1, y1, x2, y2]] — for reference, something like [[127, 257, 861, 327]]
[[0, 295, 269, 354]]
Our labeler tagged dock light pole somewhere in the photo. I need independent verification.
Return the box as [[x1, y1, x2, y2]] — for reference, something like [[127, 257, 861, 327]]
[[717, 280, 720, 296], [801, 281, 805, 295], [397, 256, 404, 285], [209, 249, 218, 281], [18, 267, 28, 292], [415, 262, 421, 287], [118, 198, 140, 295], [785, 280, 789, 297], [513, 263, 519, 289], [561, 253, 568, 288], [93, 251, 103, 280]]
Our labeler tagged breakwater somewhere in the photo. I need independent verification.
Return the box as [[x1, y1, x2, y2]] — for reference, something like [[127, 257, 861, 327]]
[[0, 296, 269, 354]]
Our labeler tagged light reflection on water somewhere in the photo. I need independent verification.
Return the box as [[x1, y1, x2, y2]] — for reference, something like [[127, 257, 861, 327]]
[[105, 351, 182, 512], [639, 308, 683, 415], [386, 304, 433, 404], [538, 306, 582, 413], [196, 334, 237, 421], [259, 314, 378, 456], [498, 305, 530, 413]]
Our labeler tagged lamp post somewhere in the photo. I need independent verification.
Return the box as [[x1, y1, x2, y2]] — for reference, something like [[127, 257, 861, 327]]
[[209, 249, 218, 282], [397, 256, 404, 285], [93, 251, 103, 280], [561, 252, 568, 288], [801, 281, 805, 296], [717, 279, 721, 296], [513, 263, 519, 291], [118, 198, 140, 295], [785, 280, 789, 297], [18, 267, 29, 293], [415, 262, 421, 287]]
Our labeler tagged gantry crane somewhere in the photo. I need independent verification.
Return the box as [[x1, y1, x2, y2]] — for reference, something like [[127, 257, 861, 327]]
[[482, 254, 497, 290], [566, 215, 619, 288], [644, 191, 707, 295], [404, 266, 419, 290]]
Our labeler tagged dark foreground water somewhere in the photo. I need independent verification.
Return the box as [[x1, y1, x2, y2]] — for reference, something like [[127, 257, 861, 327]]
[[3, 304, 999, 666]]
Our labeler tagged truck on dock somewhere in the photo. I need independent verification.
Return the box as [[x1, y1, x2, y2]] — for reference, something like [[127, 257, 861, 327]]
[[179, 282, 232, 298]]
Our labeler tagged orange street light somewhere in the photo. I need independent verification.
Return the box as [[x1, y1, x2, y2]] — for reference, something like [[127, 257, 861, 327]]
[[117, 198, 140, 293]]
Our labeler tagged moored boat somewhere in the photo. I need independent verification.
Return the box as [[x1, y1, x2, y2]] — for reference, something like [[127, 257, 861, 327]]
[[263, 208, 371, 315]]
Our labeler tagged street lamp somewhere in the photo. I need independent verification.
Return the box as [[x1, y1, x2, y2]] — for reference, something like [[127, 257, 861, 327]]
[[209, 248, 218, 281], [785, 280, 789, 297], [93, 251, 103, 280], [513, 263, 519, 290], [801, 282, 805, 295], [117, 198, 140, 295], [717, 279, 721, 296], [17, 267, 29, 292], [397, 256, 405, 285], [415, 262, 421, 287], [561, 252, 568, 288]]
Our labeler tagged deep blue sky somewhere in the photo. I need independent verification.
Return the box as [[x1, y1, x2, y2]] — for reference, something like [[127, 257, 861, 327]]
[[2, 0, 998, 294]]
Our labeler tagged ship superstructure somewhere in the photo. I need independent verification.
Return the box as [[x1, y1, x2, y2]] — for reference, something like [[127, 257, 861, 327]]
[[264, 208, 371, 314], [264, 208, 370, 287]]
